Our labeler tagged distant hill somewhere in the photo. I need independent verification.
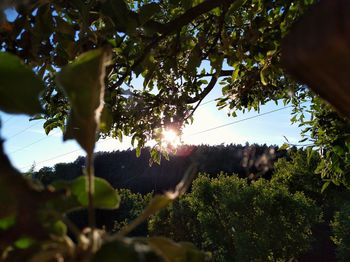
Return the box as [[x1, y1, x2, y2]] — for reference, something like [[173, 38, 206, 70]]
[[33, 143, 289, 194]]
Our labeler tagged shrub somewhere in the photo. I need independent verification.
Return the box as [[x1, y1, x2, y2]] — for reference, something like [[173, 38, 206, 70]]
[[150, 174, 322, 261], [331, 203, 350, 261]]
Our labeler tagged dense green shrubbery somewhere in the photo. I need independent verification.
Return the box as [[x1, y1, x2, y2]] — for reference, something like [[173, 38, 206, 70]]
[[271, 150, 350, 218], [331, 203, 350, 262], [148, 196, 203, 246], [112, 189, 152, 234], [150, 173, 322, 261]]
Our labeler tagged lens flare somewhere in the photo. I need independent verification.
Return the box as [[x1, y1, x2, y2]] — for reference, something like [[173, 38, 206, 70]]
[[161, 129, 181, 148]]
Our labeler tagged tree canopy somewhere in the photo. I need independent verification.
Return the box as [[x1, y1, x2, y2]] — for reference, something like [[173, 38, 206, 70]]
[[3, 0, 350, 187], [1, 0, 316, 146]]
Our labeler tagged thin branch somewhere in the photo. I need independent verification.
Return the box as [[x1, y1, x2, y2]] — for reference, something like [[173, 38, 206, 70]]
[[85, 151, 95, 248], [196, 69, 233, 78], [186, 74, 219, 104], [115, 0, 238, 87]]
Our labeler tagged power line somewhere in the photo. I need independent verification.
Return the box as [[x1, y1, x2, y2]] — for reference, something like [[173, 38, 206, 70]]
[[185, 105, 292, 137], [199, 98, 217, 106], [19, 138, 113, 170], [20, 148, 84, 171], [17, 106, 291, 171], [7, 121, 42, 140], [3, 116, 14, 124], [9, 130, 61, 154]]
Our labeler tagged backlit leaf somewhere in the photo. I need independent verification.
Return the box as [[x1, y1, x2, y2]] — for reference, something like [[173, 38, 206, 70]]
[[56, 49, 109, 154], [53, 176, 120, 210], [0, 53, 44, 115]]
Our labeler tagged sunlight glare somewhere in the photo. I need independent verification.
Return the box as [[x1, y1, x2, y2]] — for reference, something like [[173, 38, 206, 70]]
[[161, 129, 181, 148]]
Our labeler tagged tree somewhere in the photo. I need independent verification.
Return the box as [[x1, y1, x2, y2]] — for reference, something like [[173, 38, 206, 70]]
[[1, 0, 350, 261], [0, 0, 317, 149], [150, 174, 322, 261], [4, 0, 350, 187], [271, 149, 350, 261], [331, 203, 350, 262]]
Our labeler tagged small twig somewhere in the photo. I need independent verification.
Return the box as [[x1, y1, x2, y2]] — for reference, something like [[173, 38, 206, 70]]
[[85, 151, 95, 248]]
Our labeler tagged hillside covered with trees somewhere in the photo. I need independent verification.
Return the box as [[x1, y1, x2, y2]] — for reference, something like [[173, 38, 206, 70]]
[[32, 144, 287, 193]]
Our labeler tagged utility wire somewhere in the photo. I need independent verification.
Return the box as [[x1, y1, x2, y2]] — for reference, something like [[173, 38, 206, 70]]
[[9, 130, 61, 154], [7, 121, 42, 140], [19, 138, 113, 170], [199, 98, 217, 106], [10, 99, 216, 151], [185, 105, 292, 137], [17, 106, 292, 171], [3, 116, 14, 124], [20, 148, 84, 171]]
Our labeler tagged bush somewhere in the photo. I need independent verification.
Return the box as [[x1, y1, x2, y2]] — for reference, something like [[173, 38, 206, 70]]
[[111, 189, 152, 235], [149, 196, 204, 247], [331, 203, 350, 261], [271, 149, 350, 219], [150, 174, 321, 261]]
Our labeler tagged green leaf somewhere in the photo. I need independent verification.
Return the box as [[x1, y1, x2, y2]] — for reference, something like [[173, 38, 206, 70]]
[[147, 237, 210, 262], [227, 0, 247, 14], [299, 137, 308, 143], [53, 176, 120, 210], [139, 3, 161, 25], [187, 44, 202, 75], [333, 145, 344, 156], [279, 143, 290, 150], [321, 181, 331, 193], [50, 220, 67, 236], [136, 146, 141, 157], [0, 53, 44, 115], [14, 237, 35, 249], [0, 215, 16, 230], [93, 239, 162, 262], [43, 117, 63, 135], [100, 106, 113, 133], [102, 0, 130, 30], [56, 49, 109, 154], [260, 66, 268, 86]]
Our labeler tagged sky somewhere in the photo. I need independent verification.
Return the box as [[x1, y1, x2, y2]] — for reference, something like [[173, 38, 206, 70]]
[[0, 83, 303, 173]]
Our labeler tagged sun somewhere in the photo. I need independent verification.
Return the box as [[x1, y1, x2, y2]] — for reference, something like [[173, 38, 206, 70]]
[[161, 129, 181, 148]]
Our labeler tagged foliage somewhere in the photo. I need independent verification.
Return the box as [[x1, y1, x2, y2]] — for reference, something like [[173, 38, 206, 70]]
[[272, 149, 350, 217], [286, 95, 350, 188], [0, 0, 317, 155], [150, 174, 321, 261], [112, 189, 152, 234], [271, 149, 350, 261], [1, 0, 350, 260], [0, 20, 206, 261], [0, 141, 205, 261], [149, 196, 203, 246], [331, 203, 350, 262]]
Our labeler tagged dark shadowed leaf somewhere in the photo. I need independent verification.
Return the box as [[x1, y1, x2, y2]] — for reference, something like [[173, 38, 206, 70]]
[[187, 45, 202, 75], [0, 53, 44, 115], [56, 49, 109, 153], [100, 106, 113, 133], [139, 3, 161, 25], [146, 237, 210, 262], [93, 239, 162, 262]]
